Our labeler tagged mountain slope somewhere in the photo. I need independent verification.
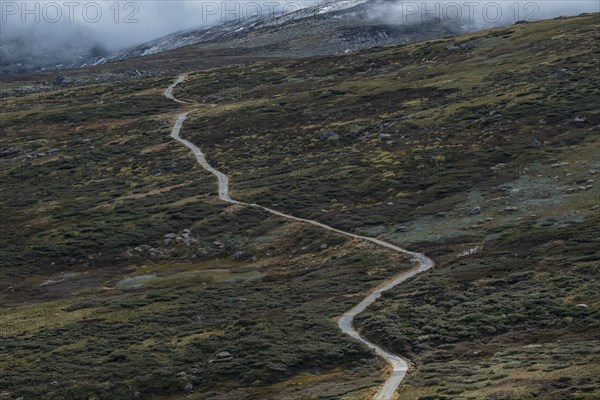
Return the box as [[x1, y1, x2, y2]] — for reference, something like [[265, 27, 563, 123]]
[[94, 0, 460, 64], [0, 13, 598, 400], [1, 0, 462, 74]]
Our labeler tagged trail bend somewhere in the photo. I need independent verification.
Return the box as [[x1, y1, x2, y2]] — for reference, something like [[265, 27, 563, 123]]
[[165, 75, 434, 400]]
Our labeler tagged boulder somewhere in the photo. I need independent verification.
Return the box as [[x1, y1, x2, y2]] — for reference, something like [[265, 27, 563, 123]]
[[320, 131, 339, 141], [468, 206, 481, 215], [233, 251, 248, 261], [54, 75, 72, 85], [188, 366, 204, 376], [210, 351, 234, 363], [0, 147, 22, 158]]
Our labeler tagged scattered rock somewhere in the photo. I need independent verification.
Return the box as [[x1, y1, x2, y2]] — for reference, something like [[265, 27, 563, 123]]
[[574, 116, 587, 123], [589, 170, 597, 175], [164, 239, 172, 246], [210, 351, 234, 364], [460, 42, 477, 49], [50, 381, 59, 386], [446, 44, 460, 51], [379, 133, 392, 140], [54, 75, 72, 85], [164, 233, 177, 239], [176, 371, 187, 377], [395, 226, 409, 232], [188, 365, 204, 376], [133, 391, 141, 399], [576, 304, 589, 308], [468, 206, 481, 215], [436, 212, 446, 218], [320, 131, 340, 141], [319, 243, 328, 250], [504, 206, 518, 212], [491, 163, 507, 171], [203, 94, 221, 103], [554, 68, 571, 76], [183, 382, 193, 394], [531, 139, 542, 148], [233, 250, 250, 261], [0, 147, 22, 158]]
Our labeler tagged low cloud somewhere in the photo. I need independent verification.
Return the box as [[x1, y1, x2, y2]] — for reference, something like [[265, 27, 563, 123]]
[[366, 1, 600, 29], [1, 1, 598, 73]]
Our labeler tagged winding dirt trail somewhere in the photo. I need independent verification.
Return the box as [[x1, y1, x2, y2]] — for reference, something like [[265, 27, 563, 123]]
[[165, 75, 434, 400]]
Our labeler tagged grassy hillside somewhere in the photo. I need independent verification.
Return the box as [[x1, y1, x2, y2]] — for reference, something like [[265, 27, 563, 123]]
[[1, 13, 599, 400]]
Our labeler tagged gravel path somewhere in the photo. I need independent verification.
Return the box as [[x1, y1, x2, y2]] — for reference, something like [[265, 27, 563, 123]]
[[165, 75, 435, 400]]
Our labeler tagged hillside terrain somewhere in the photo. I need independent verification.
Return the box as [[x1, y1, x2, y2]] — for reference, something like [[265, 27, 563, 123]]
[[0, 0, 460, 74], [1, 13, 599, 400]]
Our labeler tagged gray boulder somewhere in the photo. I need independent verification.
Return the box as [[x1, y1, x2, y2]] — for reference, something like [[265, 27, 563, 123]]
[[468, 206, 481, 215], [0, 147, 22, 158], [320, 131, 340, 141]]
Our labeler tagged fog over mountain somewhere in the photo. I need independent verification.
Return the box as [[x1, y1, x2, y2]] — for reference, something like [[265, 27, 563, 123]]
[[1, 0, 598, 73]]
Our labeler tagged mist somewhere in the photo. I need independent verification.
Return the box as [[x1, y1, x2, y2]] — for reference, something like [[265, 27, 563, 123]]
[[1, 0, 598, 73], [366, 1, 600, 29]]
